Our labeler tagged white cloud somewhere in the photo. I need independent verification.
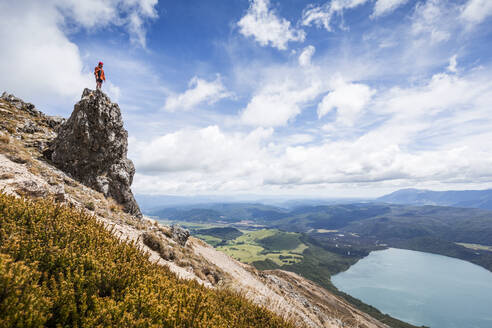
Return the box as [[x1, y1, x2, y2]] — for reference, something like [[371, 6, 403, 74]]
[[411, 0, 451, 43], [447, 54, 458, 73], [371, 0, 409, 18], [0, 1, 91, 102], [301, 0, 370, 31], [240, 77, 323, 127], [133, 126, 273, 174], [56, 0, 158, 47], [318, 78, 375, 126], [105, 81, 122, 102], [237, 0, 306, 50], [298, 45, 316, 67], [460, 0, 492, 26], [132, 68, 492, 195], [164, 75, 232, 112], [131, 126, 275, 194], [0, 0, 158, 109]]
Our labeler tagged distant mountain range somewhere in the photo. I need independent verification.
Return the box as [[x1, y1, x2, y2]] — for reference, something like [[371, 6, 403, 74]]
[[377, 188, 492, 210]]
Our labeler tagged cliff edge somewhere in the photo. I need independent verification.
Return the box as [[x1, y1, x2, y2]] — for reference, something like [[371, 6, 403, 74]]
[[47, 89, 141, 217]]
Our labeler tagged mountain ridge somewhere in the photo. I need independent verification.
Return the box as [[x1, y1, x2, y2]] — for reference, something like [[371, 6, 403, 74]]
[[377, 188, 492, 209]]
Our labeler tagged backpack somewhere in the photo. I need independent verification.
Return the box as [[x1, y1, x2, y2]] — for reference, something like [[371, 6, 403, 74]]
[[94, 66, 102, 79]]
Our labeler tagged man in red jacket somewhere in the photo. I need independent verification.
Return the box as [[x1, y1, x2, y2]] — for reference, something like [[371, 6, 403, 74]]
[[94, 62, 106, 90]]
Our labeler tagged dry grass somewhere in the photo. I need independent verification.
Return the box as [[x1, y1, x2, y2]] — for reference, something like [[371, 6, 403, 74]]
[[27, 164, 40, 175], [6, 152, 30, 164], [108, 197, 123, 213], [0, 134, 9, 144], [142, 231, 176, 261], [85, 201, 95, 211], [158, 225, 173, 238], [0, 173, 15, 180]]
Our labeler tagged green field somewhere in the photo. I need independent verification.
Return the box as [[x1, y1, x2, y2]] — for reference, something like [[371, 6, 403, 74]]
[[195, 234, 224, 246], [198, 229, 308, 266], [456, 242, 492, 252]]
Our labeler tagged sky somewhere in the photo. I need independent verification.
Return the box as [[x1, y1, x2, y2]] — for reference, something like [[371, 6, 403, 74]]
[[1, 0, 492, 198]]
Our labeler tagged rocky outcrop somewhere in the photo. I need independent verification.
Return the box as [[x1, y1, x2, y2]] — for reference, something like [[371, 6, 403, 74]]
[[171, 224, 190, 246], [49, 89, 142, 217], [0, 92, 65, 133]]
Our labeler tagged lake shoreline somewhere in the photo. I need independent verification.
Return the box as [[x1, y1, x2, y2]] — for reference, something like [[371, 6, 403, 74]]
[[332, 248, 492, 328]]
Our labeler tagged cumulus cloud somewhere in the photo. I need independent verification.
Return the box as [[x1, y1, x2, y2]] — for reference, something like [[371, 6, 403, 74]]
[[131, 126, 275, 194], [56, 0, 158, 47], [237, 0, 306, 50], [0, 0, 158, 108], [318, 79, 375, 126], [301, 0, 370, 31], [132, 68, 492, 195], [240, 77, 323, 127], [298, 45, 316, 67], [371, 0, 409, 18], [133, 126, 273, 174], [0, 1, 91, 102], [164, 75, 232, 112], [460, 0, 492, 26]]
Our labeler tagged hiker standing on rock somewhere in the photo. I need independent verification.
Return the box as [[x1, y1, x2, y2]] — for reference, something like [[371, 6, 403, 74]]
[[94, 62, 105, 90]]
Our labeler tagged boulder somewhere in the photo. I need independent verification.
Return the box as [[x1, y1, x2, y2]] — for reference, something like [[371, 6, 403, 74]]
[[171, 224, 190, 246], [49, 89, 142, 217]]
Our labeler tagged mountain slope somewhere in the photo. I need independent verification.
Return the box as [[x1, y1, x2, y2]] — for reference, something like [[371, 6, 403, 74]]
[[377, 188, 492, 210], [0, 91, 389, 328], [0, 192, 292, 328]]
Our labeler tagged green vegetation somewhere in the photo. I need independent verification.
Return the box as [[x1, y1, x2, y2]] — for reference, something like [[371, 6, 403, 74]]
[[194, 234, 224, 247], [195, 227, 243, 241], [258, 232, 301, 251], [0, 193, 294, 328], [393, 237, 492, 272], [456, 242, 492, 252], [151, 203, 288, 224], [211, 230, 306, 266]]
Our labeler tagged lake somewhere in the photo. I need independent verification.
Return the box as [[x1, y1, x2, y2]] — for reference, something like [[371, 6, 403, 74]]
[[331, 248, 492, 328]]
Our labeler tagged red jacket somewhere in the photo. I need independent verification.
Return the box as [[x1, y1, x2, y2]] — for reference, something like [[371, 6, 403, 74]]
[[94, 66, 106, 81]]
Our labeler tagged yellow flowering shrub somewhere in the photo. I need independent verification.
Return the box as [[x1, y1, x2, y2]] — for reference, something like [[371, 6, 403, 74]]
[[0, 193, 293, 328]]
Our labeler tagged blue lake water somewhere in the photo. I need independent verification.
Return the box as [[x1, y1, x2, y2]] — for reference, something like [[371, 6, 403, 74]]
[[331, 248, 492, 328]]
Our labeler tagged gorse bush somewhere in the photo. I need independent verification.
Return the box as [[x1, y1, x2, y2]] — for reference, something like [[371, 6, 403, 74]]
[[0, 193, 293, 328]]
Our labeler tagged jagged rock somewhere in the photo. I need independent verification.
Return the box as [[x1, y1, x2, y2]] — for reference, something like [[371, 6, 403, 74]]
[[44, 116, 66, 130], [1, 92, 40, 117], [49, 89, 142, 217], [171, 224, 190, 246], [20, 119, 41, 134]]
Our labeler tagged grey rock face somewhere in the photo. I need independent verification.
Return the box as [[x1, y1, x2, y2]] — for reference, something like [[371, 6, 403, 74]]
[[170, 224, 190, 246], [50, 89, 142, 217]]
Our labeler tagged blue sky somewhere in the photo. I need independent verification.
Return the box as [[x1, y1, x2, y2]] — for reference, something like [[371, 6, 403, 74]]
[[1, 0, 492, 197]]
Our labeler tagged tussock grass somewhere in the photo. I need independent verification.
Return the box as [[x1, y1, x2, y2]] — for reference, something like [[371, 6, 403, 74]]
[[0, 134, 9, 144], [0, 193, 294, 328]]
